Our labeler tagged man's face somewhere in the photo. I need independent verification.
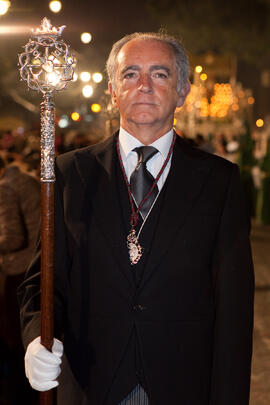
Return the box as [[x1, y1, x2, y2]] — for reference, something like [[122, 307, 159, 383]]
[[109, 38, 189, 133]]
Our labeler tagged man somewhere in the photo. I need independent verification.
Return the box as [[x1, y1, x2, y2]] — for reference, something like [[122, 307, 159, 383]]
[[0, 156, 40, 277], [18, 32, 254, 405], [0, 154, 40, 404]]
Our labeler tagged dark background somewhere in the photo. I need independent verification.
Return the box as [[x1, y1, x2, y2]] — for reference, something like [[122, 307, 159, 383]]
[[0, 0, 269, 129]]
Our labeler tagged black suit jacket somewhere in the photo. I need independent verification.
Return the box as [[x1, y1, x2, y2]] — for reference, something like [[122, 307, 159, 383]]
[[18, 133, 254, 405]]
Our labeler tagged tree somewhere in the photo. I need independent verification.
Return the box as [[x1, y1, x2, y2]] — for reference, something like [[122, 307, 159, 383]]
[[146, 0, 270, 67]]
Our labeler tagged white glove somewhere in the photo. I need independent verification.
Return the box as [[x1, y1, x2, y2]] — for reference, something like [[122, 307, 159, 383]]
[[25, 336, 63, 391]]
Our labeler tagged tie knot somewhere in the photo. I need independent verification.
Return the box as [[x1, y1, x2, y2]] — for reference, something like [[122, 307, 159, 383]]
[[133, 146, 158, 164]]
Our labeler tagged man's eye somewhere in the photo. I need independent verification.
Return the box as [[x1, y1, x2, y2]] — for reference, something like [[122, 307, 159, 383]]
[[123, 72, 137, 79], [154, 72, 168, 79]]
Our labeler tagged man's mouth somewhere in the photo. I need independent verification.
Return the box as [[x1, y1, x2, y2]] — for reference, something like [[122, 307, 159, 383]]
[[132, 102, 156, 106]]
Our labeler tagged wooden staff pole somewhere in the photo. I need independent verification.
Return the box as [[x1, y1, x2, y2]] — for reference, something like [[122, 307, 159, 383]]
[[40, 182, 54, 405], [40, 95, 55, 405], [40, 182, 54, 352]]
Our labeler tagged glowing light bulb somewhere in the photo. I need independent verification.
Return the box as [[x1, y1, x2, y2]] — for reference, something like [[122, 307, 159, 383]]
[[256, 119, 264, 128], [232, 104, 239, 111], [200, 73, 207, 81], [82, 85, 93, 98], [71, 112, 80, 121], [0, 1, 10, 15], [49, 1, 62, 13], [80, 71, 91, 82], [81, 32, 92, 44], [195, 65, 203, 73], [91, 103, 101, 113], [47, 72, 60, 86], [43, 60, 54, 73], [92, 72, 103, 83], [58, 115, 69, 128]]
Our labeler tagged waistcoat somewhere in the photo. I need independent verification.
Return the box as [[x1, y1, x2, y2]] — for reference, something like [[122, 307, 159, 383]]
[[104, 157, 168, 404]]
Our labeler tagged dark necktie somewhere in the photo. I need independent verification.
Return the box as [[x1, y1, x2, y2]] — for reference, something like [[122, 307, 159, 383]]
[[130, 146, 159, 219]]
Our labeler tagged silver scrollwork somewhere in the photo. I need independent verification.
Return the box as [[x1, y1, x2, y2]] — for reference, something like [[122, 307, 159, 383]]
[[18, 18, 75, 94], [18, 18, 76, 183], [40, 94, 55, 181]]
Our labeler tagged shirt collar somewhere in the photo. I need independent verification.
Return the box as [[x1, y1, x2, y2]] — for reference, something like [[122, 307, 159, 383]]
[[119, 127, 174, 162]]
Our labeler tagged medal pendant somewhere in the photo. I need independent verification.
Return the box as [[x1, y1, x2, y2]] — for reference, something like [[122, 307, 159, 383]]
[[127, 228, 143, 265]]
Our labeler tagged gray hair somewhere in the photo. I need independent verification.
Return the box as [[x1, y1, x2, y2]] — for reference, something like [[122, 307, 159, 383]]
[[106, 32, 189, 92]]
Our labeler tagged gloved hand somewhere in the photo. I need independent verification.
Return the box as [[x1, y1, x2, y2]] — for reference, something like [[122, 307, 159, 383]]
[[25, 336, 63, 391]]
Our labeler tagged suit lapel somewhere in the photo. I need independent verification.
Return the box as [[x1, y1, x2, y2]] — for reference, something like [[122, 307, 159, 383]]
[[139, 135, 212, 288], [74, 134, 135, 289], [73, 133, 212, 290]]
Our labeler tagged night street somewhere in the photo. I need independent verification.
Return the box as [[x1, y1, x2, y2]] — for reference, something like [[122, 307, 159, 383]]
[[250, 222, 270, 405]]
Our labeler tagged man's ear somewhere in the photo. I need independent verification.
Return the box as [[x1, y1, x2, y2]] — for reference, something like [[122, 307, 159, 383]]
[[108, 82, 117, 106], [176, 80, 190, 108]]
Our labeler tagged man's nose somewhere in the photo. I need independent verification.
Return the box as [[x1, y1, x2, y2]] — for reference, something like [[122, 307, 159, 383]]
[[138, 74, 153, 93]]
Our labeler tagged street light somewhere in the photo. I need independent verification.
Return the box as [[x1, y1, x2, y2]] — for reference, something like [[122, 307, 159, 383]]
[[81, 32, 92, 44], [49, 1, 62, 13], [91, 103, 101, 113], [58, 115, 69, 128], [256, 119, 264, 128], [92, 72, 103, 83], [71, 111, 81, 121], [82, 84, 93, 98], [195, 65, 203, 73], [80, 71, 91, 82], [200, 73, 207, 81], [0, 0, 10, 15]]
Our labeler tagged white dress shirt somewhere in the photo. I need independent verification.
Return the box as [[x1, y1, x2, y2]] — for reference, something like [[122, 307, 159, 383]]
[[118, 127, 174, 192]]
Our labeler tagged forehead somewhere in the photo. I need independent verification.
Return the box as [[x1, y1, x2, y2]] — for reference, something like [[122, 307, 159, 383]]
[[116, 38, 176, 68]]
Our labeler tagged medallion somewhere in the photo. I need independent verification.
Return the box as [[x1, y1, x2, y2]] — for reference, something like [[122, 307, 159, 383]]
[[127, 228, 143, 265], [117, 133, 176, 267]]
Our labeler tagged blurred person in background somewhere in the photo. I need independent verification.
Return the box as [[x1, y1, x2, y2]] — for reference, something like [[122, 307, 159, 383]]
[[0, 153, 40, 405], [194, 133, 214, 154]]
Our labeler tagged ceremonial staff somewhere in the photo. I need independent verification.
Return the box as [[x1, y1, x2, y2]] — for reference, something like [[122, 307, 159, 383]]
[[18, 18, 75, 405]]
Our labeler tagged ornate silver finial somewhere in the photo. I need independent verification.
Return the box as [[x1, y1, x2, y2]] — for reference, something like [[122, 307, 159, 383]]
[[32, 17, 66, 37], [18, 18, 76, 182], [18, 17, 75, 94]]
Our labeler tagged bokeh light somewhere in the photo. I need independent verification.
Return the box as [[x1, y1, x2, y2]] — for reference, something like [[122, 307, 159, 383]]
[[80, 71, 91, 82], [200, 73, 207, 81], [71, 112, 81, 121], [82, 84, 93, 98], [232, 103, 239, 111], [195, 65, 203, 73], [58, 115, 69, 128], [256, 119, 264, 128], [46, 72, 60, 86], [0, 1, 10, 15], [49, 1, 62, 13], [91, 103, 101, 113], [81, 32, 92, 44], [92, 72, 103, 83]]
